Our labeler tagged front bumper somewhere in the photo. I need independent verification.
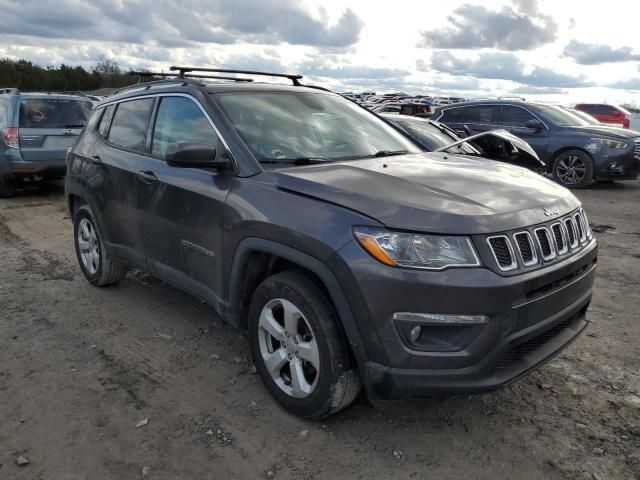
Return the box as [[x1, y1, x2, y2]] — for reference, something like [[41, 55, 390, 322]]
[[330, 238, 597, 400], [593, 146, 639, 180]]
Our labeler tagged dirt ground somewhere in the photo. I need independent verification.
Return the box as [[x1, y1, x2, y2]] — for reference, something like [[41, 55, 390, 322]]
[[0, 180, 639, 480]]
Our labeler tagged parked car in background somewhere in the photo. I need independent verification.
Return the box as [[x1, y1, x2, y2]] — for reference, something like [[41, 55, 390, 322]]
[[66, 66, 596, 418], [0, 88, 93, 197], [574, 103, 631, 129], [432, 100, 640, 188], [382, 113, 543, 171], [562, 107, 600, 125]]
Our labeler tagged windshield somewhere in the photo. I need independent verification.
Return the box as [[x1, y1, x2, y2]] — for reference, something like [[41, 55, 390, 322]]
[[391, 116, 477, 154], [19, 98, 92, 128], [534, 104, 592, 127], [216, 92, 420, 164]]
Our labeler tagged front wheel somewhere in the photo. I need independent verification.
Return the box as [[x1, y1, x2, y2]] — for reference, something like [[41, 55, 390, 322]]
[[248, 271, 361, 419], [73, 205, 127, 286], [552, 150, 593, 189]]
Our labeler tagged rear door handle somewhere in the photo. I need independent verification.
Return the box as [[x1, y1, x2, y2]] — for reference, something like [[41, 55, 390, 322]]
[[137, 170, 158, 183]]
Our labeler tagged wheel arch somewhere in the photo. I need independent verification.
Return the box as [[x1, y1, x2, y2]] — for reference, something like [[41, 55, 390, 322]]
[[226, 238, 368, 367]]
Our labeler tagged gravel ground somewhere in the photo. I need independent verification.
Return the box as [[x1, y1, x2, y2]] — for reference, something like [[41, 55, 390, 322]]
[[0, 180, 639, 480]]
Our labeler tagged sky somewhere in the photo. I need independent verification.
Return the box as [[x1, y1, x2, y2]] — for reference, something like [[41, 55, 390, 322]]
[[1, 0, 639, 105]]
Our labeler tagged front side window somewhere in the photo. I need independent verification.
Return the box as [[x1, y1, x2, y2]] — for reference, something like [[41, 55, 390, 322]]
[[216, 92, 419, 164], [19, 98, 92, 128], [500, 106, 536, 127], [152, 97, 217, 158], [108, 98, 154, 152]]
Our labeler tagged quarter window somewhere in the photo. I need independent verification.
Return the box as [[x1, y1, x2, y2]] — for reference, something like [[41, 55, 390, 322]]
[[500, 106, 536, 127], [152, 97, 217, 158], [0, 100, 9, 126], [108, 99, 154, 152], [98, 104, 115, 138]]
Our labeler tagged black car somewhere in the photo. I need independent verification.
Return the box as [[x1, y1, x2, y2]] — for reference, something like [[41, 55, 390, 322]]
[[381, 113, 543, 171], [65, 67, 597, 418], [432, 100, 640, 188]]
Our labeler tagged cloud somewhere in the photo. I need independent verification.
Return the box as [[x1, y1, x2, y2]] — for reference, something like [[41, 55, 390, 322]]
[[0, 0, 363, 48], [299, 61, 408, 80], [608, 78, 640, 91], [429, 51, 591, 88], [428, 77, 481, 91], [418, 0, 557, 51], [563, 40, 640, 65], [510, 86, 567, 95]]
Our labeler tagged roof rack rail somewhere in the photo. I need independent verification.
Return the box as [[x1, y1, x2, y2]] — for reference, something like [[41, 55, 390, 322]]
[[169, 66, 303, 86], [112, 78, 202, 95], [129, 71, 253, 83], [498, 96, 526, 101], [0, 88, 20, 95]]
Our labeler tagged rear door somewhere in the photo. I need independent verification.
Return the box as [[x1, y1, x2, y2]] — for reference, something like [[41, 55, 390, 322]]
[[437, 105, 501, 136], [498, 105, 550, 162], [18, 96, 92, 161], [136, 95, 234, 306], [88, 98, 155, 266]]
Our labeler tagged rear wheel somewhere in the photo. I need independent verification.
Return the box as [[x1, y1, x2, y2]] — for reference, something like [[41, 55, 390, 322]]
[[0, 175, 17, 198], [73, 205, 127, 286], [248, 271, 361, 419], [552, 150, 593, 189]]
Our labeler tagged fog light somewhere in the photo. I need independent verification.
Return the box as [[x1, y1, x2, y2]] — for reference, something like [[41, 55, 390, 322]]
[[409, 325, 422, 343], [393, 312, 488, 324]]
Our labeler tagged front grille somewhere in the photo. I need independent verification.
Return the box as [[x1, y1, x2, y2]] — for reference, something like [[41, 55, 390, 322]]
[[633, 139, 640, 160], [514, 232, 536, 266], [485, 208, 592, 273], [564, 218, 577, 247], [551, 223, 567, 254], [487, 236, 516, 270], [535, 227, 555, 260], [495, 313, 582, 371]]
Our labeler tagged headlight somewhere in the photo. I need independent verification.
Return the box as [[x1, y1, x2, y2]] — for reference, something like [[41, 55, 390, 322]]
[[353, 227, 480, 270], [590, 137, 628, 149]]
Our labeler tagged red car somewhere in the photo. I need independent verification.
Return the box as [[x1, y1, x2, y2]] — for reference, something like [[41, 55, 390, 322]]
[[574, 103, 631, 128]]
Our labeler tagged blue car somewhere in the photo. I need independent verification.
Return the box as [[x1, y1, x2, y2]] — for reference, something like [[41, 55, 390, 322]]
[[0, 89, 93, 197]]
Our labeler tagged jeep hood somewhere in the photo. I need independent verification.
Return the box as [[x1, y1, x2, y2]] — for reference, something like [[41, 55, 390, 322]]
[[274, 153, 580, 234]]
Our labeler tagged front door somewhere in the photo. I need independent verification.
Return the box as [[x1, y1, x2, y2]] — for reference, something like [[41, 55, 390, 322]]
[[499, 106, 550, 163], [136, 95, 234, 307]]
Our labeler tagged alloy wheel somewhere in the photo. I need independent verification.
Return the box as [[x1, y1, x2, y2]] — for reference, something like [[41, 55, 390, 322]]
[[556, 155, 586, 185], [257, 298, 320, 398], [77, 218, 100, 275]]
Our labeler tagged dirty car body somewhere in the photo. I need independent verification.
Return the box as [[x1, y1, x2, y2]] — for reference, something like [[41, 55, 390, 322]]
[[65, 74, 597, 416]]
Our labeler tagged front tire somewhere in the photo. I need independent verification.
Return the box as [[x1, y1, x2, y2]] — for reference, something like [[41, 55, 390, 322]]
[[73, 205, 127, 286], [248, 271, 361, 419], [552, 150, 593, 189], [0, 175, 17, 198]]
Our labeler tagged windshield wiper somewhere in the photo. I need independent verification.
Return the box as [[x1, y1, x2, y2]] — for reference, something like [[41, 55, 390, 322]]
[[358, 150, 410, 159], [259, 157, 329, 165]]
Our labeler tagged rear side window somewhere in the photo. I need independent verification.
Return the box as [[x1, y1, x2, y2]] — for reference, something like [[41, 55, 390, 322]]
[[0, 99, 9, 126], [151, 97, 217, 158], [464, 105, 499, 124], [19, 99, 92, 128], [438, 107, 465, 123], [98, 104, 115, 138], [108, 99, 154, 152], [500, 106, 536, 127]]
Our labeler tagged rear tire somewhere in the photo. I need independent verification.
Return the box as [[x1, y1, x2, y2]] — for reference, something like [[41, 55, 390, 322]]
[[73, 205, 127, 286], [248, 271, 361, 419], [552, 150, 593, 189], [0, 175, 17, 198]]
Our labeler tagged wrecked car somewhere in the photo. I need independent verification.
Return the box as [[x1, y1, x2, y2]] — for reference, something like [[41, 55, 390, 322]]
[[432, 100, 640, 189]]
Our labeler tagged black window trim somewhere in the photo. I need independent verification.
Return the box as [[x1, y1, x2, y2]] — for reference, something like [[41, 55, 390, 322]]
[[436, 103, 549, 130], [99, 93, 236, 171]]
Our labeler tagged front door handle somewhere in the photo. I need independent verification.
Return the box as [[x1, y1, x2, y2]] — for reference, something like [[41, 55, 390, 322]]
[[137, 170, 158, 183]]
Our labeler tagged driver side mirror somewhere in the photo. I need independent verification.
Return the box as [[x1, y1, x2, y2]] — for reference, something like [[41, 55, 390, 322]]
[[165, 141, 231, 170], [525, 119, 543, 131]]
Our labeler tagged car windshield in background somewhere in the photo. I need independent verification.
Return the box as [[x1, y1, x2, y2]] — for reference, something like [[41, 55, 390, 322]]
[[216, 92, 420, 164], [534, 104, 591, 127], [392, 117, 477, 154], [19, 98, 92, 128]]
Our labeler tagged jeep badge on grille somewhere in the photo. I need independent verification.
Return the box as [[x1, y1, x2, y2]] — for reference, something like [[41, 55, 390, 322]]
[[543, 207, 560, 217]]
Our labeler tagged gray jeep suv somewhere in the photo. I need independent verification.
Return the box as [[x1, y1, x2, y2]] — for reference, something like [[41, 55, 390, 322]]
[[65, 67, 597, 418], [0, 89, 93, 197]]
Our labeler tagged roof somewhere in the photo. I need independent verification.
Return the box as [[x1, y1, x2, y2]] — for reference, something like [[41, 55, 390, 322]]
[[0, 89, 93, 100]]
